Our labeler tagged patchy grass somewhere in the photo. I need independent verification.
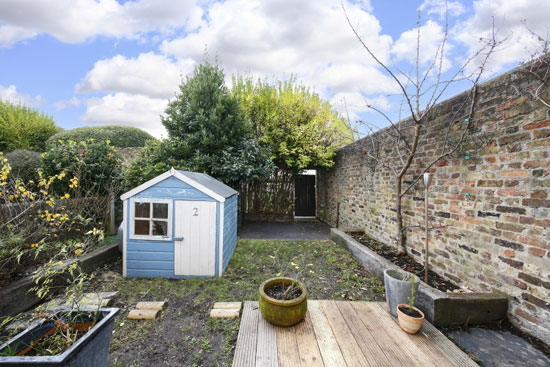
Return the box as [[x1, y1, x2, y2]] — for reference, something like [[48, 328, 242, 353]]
[[97, 239, 384, 367]]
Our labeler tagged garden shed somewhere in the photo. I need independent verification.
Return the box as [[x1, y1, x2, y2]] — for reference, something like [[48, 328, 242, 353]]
[[120, 168, 238, 278]]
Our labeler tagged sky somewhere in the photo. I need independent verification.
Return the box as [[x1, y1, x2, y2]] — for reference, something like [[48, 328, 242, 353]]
[[0, 0, 549, 139]]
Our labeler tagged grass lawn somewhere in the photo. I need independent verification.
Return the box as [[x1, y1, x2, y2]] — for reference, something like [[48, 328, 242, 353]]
[[98, 239, 384, 367]]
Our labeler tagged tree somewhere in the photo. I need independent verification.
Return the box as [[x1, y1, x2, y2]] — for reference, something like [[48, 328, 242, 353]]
[[232, 75, 355, 173], [0, 100, 61, 152], [125, 61, 273, 189], [342, 1, 498, 256]]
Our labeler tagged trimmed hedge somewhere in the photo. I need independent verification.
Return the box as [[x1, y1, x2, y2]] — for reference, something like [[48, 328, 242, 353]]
[[46, 125, 155, 148]]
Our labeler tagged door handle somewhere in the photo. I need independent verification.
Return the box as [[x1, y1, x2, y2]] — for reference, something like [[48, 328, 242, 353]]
[[174, 237, 184, 241]]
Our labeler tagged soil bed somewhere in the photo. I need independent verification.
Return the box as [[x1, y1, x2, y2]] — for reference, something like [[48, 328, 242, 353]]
[[349, 232, 459, 292], [265, 283, 302, 300], [398, 305, 423, 318]]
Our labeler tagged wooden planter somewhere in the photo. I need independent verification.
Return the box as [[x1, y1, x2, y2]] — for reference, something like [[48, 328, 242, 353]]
[[259, 277, 307, 327]]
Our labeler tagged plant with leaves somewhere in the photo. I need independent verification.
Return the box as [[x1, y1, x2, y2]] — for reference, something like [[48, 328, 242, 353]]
[[342, 1, 499, 256], [126, 60, 273, 188], [41, 139, 123, 198], [0, 100, 61, 152], [232, 75, 355, 173], [0, 154, 102, 284]]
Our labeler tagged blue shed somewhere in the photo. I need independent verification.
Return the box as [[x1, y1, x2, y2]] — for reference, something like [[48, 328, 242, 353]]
[[120, 168, 238, 278]]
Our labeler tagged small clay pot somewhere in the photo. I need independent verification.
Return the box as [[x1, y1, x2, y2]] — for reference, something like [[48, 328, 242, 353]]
[[259, 277, 307, 327], [396, 304, 425, 334]]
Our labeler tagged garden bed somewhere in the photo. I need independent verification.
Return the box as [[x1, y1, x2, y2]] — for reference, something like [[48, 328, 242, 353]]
[[0, 241, 120, 318], [77, 239, 384, 367], [331, 228, 508, 327], [349, 231, 459, 292]]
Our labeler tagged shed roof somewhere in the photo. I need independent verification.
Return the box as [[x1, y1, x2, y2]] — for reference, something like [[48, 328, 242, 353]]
[[176, 170, 238, 199], [120, 168, 238, 202]]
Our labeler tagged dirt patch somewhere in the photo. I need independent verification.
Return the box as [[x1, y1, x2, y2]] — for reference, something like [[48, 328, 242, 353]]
[[349, 232, 459, 292], [85, 239, 385, 367]]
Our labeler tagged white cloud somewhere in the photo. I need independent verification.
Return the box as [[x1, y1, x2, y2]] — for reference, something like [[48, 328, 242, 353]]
[[81, 93, 168, 138], [0, 84, 42, 107], [455, 0, 550, 76], [0, 24, 37, 47], [54, 97, 80, 111], [76, 52, 195, 98], [157, 0, 395, 119], [419, 0, 465, 18], [392, 20, 452, 70], [0, 0, 201, 46]]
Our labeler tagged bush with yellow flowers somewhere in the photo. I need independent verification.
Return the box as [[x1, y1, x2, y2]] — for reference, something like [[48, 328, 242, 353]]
[[0, 152, 104, 288]]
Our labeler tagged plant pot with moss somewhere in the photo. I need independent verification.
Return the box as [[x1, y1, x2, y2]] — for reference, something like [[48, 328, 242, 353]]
[[259, 277, 307, 327], [0, 308, 119, 367]]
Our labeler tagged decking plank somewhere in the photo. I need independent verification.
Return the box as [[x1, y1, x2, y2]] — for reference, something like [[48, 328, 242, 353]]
[[256, 312, 278, 367], [419, 318, 480, 367], [351, 302, 426, 367], [319, 300, 371, 367], [372, 303, 456, 367], [233, 300, 478, 367], [277, 326, 301, 367], [294, 309, 324, 367], [308, 300, 347, 367], [335, 301, 396, 367], [233, 301, 260, 367], [361, 302, 440, 367]]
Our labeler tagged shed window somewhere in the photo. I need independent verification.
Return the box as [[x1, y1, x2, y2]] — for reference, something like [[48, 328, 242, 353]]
[[130, 199, 171, 240]]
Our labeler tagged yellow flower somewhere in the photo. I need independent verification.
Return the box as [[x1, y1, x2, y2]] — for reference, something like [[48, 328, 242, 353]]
[[46, 200, 54, 206], [30, 243, 39, 248], [74, 249, 83, 257], [62, 193, 70, 199]]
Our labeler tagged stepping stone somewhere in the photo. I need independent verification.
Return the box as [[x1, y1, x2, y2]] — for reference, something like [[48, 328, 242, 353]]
[[210, 308, 240, 319], [127, 309, 159, 320], [213, 302, 242, 310], [136, 301, 167, 311]]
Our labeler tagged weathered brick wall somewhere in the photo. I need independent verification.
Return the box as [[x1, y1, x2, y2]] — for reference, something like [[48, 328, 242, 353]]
[[318, 63, 550, 344]]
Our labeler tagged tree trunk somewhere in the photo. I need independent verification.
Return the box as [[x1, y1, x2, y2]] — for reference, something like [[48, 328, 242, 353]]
[[395, 176, 406, 255]]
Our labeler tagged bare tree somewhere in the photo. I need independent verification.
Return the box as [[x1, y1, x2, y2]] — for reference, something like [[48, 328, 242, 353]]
[[342, 1, 499, 255], [519, 24, 550, 109]]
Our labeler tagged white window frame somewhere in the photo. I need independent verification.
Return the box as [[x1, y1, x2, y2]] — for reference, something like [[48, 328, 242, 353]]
[[129, 198, 172, 241]]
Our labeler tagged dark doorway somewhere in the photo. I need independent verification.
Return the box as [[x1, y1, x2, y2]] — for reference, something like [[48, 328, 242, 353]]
[[295, 174, 316, 217]]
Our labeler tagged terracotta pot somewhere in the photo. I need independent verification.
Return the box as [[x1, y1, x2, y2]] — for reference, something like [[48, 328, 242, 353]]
[[259, 277, 307, 327], [396, 304, 425, 334]]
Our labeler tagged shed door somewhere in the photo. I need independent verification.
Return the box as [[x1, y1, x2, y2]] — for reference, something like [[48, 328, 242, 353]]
[[174, 201, 217, 276]]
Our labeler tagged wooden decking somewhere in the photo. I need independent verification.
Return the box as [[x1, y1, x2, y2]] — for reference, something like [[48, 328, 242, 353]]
[[233, 300, 477, 367]]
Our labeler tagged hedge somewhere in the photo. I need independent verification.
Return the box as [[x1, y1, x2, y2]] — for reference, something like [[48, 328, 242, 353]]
[[46, 125, 155, 148]]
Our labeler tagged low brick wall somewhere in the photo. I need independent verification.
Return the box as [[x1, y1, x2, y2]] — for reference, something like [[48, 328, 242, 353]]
[[318, 63, 550, 344]]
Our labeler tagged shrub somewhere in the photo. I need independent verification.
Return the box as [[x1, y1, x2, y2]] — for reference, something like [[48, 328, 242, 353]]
[[0, 100, 61, 152], [46, 125, 155, 148], [0, 153, 104, 289], [41, 139, 123, 197], [6, 149, 42, 183], [124, 139, 179, 188]]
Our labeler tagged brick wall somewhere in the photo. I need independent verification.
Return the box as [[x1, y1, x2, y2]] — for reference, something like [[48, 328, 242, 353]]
[[318, 63, 550, 344]]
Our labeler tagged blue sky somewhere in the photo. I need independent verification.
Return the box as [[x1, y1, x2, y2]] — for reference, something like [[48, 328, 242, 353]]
[[0, 0, 548, 138]]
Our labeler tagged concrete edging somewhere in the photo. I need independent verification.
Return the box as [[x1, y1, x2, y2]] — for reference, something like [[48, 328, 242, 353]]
[[331, 228, 508, 327], [0, 243, 120, 318]]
